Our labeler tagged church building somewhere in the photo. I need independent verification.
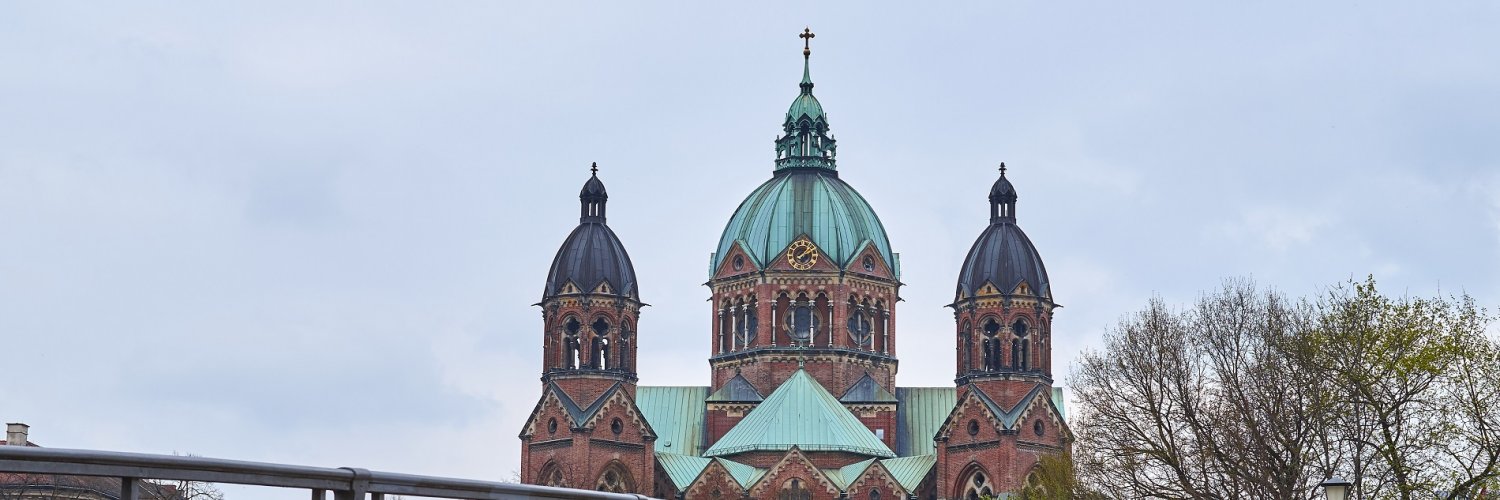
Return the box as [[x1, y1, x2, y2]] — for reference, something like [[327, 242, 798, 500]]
[[518, 30, 1072, 499]]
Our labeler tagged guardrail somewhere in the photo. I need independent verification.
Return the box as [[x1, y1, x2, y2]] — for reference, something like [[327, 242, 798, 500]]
[[0, 446, 654, 500]]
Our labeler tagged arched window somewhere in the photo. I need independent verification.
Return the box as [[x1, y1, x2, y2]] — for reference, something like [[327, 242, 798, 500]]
[[847, 296, 872, 348], [1011, 318, 1029, 370], [563, 317, 581, 369], [982, 318, 1002, 371], [868, 488, 881, 500], [540, 461, 565, 488], [962, 321, 973, 371], [732, 297, 758, 350], [778, 479, 811, 500], [619, 321, 633, 371], [744, 296, 759, 347], [960, 467, 994, 500], [594, 463, 633, 493], [591, 317, 611, 369], [786, 294, 817, 345]]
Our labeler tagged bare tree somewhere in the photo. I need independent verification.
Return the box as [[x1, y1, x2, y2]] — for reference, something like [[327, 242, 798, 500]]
[[1072, 279, 1331, 499], [1071, 277, 1500, 499]]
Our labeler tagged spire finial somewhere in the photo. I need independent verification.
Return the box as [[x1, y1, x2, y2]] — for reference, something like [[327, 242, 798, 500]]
[[999, 162, 1007, 176], [590, 162, 598, 175], [800, 27, 815, 58]]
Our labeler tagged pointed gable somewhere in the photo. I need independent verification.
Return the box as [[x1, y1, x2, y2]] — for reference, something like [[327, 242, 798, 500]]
[[972, 383, 1047, 430], [519, 381, 614, 438], [746, 447, 841, 498], [935, 383, 1060, 442], [707, 373, 764, 403], [704, 369, 895, 458], [839, 373, 897, 403]]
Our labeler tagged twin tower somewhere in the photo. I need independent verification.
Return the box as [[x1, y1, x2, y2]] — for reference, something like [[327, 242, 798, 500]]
[[519, 31, 1070, 500]]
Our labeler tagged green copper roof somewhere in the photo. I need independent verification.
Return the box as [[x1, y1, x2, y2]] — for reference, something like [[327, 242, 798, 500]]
[[704, 369, 896, 458], [656, 453, 712, 490], [715, 457, 767, 489], [788, 57, 824, 122], [637, 386, 709, 456], [879, 455, 936, 493], [775, 48, 836, 171], [825, 458, 878, 489], [713, 170, 898, 277], [895, 387, 956, 456]]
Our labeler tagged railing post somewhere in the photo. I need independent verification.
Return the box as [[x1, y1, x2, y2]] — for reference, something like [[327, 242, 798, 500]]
[[120, 477, 141, 500], [336, 467, 370, 500], [312, 489, 326, 500]]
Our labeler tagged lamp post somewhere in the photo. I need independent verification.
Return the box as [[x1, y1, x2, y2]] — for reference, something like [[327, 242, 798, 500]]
[[1320, 477, 1353, 500]]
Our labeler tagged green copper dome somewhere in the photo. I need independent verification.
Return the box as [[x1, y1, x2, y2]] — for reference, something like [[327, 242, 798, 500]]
[[785, 58, 826, 124], [713, 35, 897, 278], [713, 169, 897, 277]]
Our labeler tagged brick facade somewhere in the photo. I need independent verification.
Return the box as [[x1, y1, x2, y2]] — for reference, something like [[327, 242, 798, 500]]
[[519, 44, 1072, 499]]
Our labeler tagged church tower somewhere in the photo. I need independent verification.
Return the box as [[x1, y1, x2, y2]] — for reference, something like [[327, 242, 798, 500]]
[[705, 29, 903, 452], [519, 164, 656, 494], [935, 166, 1070, 498]]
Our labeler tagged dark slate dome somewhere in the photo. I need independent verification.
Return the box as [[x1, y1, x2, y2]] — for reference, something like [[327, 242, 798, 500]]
[[580, 170, 607, 199], [544, 223, 638, 299], [543, 167, 638, 300], [955, 166, 1050, 300], [956, 223, 1049, 299], [989, 173, 1016, 203]]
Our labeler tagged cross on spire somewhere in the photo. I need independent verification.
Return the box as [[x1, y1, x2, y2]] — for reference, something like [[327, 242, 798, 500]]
[[800, 27, 815, 58]]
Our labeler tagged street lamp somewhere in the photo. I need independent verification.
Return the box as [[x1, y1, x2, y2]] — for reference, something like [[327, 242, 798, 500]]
[[1320, 477, 1353, 500]]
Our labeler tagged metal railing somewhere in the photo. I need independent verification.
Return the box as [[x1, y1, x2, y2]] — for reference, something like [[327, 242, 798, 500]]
[[0, 447, 653, 500]]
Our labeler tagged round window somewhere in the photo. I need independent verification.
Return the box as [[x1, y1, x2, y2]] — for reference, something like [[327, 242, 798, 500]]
[[547, 418, 557, 434], [967, 419, 980, 436], [862, 255, 875, 272], [732, 255, 744, 271], [1034, 419, 1045, 436], [611, 417, 623, 436]]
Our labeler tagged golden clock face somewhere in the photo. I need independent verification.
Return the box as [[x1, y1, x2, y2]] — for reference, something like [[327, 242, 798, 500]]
[[786, 240, 818, 270]]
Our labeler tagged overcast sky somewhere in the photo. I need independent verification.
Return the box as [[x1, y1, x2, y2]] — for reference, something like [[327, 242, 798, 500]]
[[3, 1, 1498, 496]]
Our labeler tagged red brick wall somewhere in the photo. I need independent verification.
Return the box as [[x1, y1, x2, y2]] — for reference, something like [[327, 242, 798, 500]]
[[704, 406, 750, 448], [845, 463, 909, 500], [711, 355, 896, 404], [934, 385, 1069, 499], [747, 450, 843, 500], [848, 405, 897, 451], [683, 462, 745, 499]]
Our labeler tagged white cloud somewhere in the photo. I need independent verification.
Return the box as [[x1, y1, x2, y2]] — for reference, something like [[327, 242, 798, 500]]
[[1213, 205, 1335, 252]]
